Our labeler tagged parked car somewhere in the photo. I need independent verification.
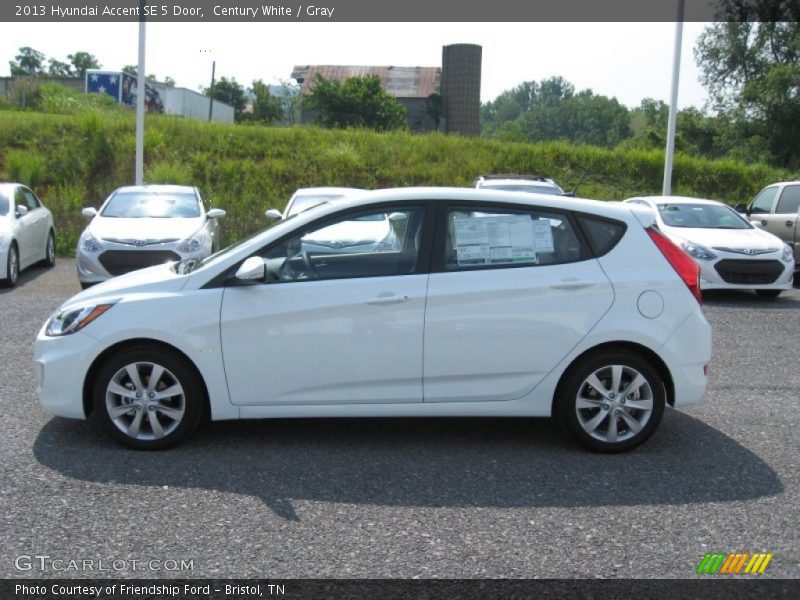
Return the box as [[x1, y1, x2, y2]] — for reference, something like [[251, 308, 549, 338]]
[[474, 175, 566, 196], [36, 188, 711, 452], [626, 196, 794, 298], [275, 187, 364, 219], [736, 181, 800, 270], [0, 183, 55, 287], [76, 185, 225, 288]]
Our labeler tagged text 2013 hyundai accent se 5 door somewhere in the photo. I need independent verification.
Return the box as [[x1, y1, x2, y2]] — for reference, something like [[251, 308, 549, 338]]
[[35, 188, 712, 452]]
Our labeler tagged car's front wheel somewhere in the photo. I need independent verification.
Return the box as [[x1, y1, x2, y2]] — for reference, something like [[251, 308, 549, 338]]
[[557, 349, 666, 453], [94, 345, 205, 450], [42, 230, 55, 267]]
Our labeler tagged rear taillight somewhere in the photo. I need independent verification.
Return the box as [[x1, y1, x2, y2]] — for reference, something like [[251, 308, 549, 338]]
[[646, 227, 702, 305]]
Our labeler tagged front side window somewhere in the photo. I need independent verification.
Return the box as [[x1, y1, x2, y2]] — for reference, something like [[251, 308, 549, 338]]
[[22, 189, 41, 210], [262, 207, 425, 282], [775, 185, 800, 215], [0, 193, 8, 216], [751, 187, 778, 214], [444, 206, 583, 270], [101, 191, 201, 218]]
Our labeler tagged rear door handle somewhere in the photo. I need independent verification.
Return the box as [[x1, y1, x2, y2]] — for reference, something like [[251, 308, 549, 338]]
[[365, 294, 410, 305], [760, 220, 768, 226], [786, 221, 794, 227], [550, 280, 593, 290]]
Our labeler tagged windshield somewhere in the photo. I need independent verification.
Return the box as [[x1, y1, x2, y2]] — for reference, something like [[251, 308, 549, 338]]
[[485, 184, 563, 195], [287, 194, 344, 217], [0, 194, 8, 216], [657, 203, 751, 229], [101, 191, 201, 218]]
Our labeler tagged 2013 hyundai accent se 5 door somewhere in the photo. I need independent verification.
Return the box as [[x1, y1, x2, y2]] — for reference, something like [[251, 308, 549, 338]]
[[35, 188, 712, 452]]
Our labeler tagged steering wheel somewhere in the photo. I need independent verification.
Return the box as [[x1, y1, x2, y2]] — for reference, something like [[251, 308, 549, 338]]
[[300, 251, 319, 279]]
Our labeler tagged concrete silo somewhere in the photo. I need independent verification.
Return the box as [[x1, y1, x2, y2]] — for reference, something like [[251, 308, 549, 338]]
[[440, 44, 482, 136]]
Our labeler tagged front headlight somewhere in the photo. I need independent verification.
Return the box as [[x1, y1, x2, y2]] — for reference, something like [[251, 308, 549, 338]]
[[177, 230, 208, 254], [45, 302, 116, 336], [681, 241, 716, 261], [79, 231, 103, 253], [782, 244, 794, 263]]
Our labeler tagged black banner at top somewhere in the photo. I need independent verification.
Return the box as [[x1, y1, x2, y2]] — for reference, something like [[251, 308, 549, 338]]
[[1, 0, 799, 22]]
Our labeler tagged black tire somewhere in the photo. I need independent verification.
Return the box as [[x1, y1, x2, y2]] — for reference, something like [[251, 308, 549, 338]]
[[2, 243, 19, 288], [93, 345, 205, 450], [755, 289, 782, 299], [556, 349, 666, 453], [41, 230, 56, 267]]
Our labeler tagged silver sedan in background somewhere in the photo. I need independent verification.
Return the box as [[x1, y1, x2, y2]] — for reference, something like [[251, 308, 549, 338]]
[[0, 183, 56, 287], [77, 185, 225, 288]]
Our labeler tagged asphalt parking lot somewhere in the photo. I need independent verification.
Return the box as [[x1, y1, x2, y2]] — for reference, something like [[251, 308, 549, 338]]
[[1, 259, 798, 579]]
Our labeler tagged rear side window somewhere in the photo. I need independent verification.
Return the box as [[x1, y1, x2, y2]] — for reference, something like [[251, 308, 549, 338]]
[[444, 206, 586, 270], [0, 194, 8, 216], [576, 214, 627, 256], [775, 185, 800, 214]]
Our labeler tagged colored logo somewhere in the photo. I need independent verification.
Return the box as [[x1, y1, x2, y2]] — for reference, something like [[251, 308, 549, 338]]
[[696, 552, 773, 575]]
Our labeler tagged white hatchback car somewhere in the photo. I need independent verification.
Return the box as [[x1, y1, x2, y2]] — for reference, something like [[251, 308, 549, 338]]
[[36, 188, 711, 452], [625, 196, 794, 298], [77, 185, 226, 288], [0, 183, 56, 287]]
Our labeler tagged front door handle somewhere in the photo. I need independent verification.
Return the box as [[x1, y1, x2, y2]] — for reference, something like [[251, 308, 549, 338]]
[[365, 294, 410, 305], [760, 219, 768, 226], [550, 280, 593, 290], [786, 221, 794, 227]]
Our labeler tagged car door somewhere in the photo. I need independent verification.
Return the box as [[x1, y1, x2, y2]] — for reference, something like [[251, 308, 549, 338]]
[[21, 188, 48, 259], [749, 185, 780, 232], [220, 204, 431, 406], [766, 184, 800, 256], [13, 188, 37, 268], [423, 202, 614, 403]]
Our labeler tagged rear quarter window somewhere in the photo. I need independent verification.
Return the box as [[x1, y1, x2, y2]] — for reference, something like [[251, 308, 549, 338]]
[[576, 214, 627, 256]]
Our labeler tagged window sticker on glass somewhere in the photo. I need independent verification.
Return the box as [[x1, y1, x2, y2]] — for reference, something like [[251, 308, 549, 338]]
[[453, 214, 539, 266], [532, 219, 555, 253]]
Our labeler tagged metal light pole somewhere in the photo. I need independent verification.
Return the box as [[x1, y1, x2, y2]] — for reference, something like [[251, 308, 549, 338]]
[[662, 0, 685, 196], [208, 60, 216, 122], [135, 0, 146, 185]]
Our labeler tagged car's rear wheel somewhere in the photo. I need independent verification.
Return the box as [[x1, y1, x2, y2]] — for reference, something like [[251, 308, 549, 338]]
[[557, 350, 666, 453], [42, 230, 55, 267], [93, 345, 205, 450], [755, 289, 782, 299], [2, 243, 19, 287]]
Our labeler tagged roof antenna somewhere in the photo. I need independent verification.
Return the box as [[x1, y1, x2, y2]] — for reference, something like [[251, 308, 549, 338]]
[[562, 170, 589, 197]]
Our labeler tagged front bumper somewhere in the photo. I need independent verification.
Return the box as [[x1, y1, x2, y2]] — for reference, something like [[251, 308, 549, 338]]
[[77, 243, 206, 284], [34, 328, 99, 419], [697, 254, 794, 291]]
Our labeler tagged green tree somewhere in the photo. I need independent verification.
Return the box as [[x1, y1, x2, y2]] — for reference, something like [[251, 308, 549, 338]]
[[47, 58, 74, 77], [278, 79, 302, 124], [67, 52, 100, 78], [204, 76, 247, 121], [695, 21, 800, 167], [9, 46, 45, 76], [250, 80, 285, 124], [306, 74, 406, 131]]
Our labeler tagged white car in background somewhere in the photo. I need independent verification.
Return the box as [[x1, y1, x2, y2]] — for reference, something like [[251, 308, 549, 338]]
[[36, 188, 711, 453], [475, 175, 566, 196], [77, 185, 225, 288], [625, 196, 794, 298], [0, 183, 56, 287], [276, 187, 364, 219]]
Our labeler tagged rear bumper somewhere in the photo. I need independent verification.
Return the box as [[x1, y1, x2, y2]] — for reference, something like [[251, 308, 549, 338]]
[[658, 308, 712, 408]]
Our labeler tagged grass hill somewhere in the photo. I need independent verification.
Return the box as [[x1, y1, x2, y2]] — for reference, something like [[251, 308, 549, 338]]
[[0, 108, 792, 255]]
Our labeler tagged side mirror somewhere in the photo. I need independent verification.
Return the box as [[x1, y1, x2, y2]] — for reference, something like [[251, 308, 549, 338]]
[[388, 212, 408, 222], [561, 191, 576, 197], [15, 205, 28, 218], [81, 207, 98, 218], [734, 203, 747, 214], [233, 256, 266, 284], [207, 208, 226, 219], [265, 209, 283, 220]]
